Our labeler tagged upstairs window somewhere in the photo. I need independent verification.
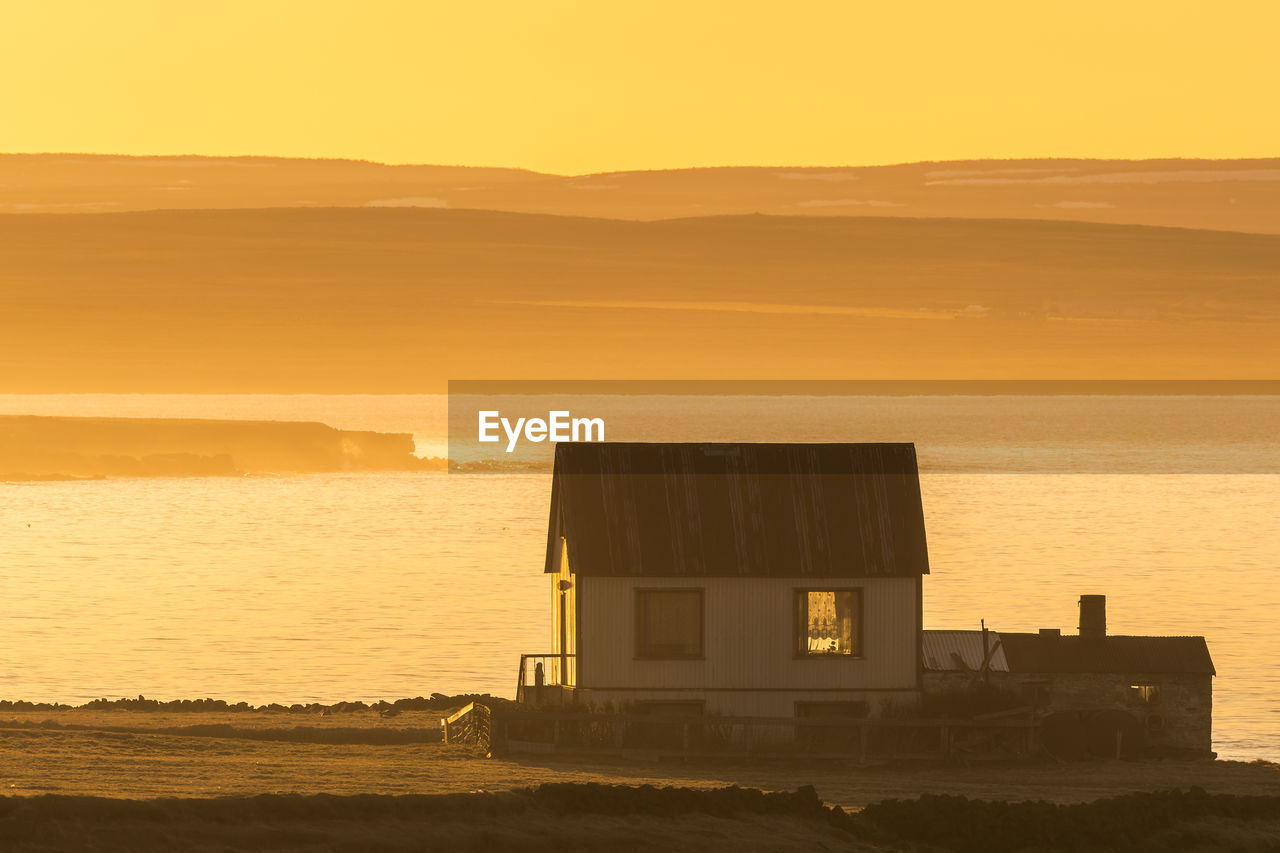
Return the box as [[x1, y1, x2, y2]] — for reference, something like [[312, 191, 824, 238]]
[[636, 589, 704, 659], [795, 589, 861, 656]]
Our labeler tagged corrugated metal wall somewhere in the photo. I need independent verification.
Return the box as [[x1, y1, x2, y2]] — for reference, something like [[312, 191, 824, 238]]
[[579, 576, 918, 691]]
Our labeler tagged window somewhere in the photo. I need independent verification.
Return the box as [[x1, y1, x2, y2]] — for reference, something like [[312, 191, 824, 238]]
[[636, 589, 703, 658], [1131, 684, 1161, 704], [795, 589, 861, 656]]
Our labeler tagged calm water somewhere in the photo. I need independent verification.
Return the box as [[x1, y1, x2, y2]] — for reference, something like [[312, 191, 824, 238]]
[[0, 395, 1276, 760]]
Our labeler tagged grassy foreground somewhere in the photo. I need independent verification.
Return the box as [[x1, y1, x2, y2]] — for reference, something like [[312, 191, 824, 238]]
[[3, 784, 1280, 852], [2, 704, 1279, 850]]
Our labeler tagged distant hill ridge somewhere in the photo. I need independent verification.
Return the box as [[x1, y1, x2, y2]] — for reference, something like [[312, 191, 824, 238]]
[[2, 153, 1278, 233], [1, 207, 1276, 391]]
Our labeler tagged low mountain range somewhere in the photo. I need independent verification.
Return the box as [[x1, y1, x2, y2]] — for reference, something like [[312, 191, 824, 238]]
[[1, 155, 1276, 391]]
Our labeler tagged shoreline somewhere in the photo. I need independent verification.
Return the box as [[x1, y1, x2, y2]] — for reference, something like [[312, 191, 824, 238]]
[[0, 414, 436, 480], [2, 703, 1276, 802], [0, 694, 495, 714], [4, 703, 1279, 850], [2, 696, 1271, 764]]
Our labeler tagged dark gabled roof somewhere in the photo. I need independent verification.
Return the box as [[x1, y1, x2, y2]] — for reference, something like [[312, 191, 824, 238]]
[[544, 442, 929, 578], [999, 633, 1216, 676]]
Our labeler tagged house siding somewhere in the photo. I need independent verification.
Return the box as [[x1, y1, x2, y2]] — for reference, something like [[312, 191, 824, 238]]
[[578, 576, 919, 705], [569, 688, 916, 720]]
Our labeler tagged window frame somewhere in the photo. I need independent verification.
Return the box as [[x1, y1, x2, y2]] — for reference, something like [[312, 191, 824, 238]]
[[793, 587, 864, 658], [634, 587, 706, 660]]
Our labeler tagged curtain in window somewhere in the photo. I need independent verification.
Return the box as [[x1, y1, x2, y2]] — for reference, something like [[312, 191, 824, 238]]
[[805, 590, 855, 654]]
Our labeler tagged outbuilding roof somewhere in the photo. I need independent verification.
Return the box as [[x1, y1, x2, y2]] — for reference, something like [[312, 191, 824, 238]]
[[998, 633, 1216, 676], [922, 630, 1011, 673], [544, 442, 930, 577]]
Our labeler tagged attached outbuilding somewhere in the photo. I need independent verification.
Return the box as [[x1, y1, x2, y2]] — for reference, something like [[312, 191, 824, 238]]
[[922, 596, 1215, 757]]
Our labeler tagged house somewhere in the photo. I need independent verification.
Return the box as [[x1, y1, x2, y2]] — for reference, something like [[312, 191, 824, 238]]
[[922, 596, 1216, 756], [522, 441, 930, 720]]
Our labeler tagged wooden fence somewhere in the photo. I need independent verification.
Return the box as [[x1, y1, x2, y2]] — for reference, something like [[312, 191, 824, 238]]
[[442, 701, 493, 747], [450, 705, 1039, 762]]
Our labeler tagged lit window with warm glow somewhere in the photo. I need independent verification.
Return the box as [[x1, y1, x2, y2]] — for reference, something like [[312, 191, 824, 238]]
[[795, 589, 861, 656]]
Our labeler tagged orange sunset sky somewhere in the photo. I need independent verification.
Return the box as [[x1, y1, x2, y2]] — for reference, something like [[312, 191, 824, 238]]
[[3, 1, 1278, 172]]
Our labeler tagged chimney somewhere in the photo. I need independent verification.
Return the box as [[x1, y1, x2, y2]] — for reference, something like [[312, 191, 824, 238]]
[[1079, 595, 1106, 639], [1039, 628, 1061, 638]]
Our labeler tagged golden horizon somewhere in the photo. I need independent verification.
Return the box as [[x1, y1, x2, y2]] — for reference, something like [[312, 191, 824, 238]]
[[4, 151, 1280, 176], [6, 1, 1279, 174]]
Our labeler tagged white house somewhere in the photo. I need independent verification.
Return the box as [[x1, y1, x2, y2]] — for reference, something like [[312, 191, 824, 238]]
[[521, 441, 930, 721]]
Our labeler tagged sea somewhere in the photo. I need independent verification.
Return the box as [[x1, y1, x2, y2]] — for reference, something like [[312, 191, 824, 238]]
[[0, 393, 1276, 760]]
